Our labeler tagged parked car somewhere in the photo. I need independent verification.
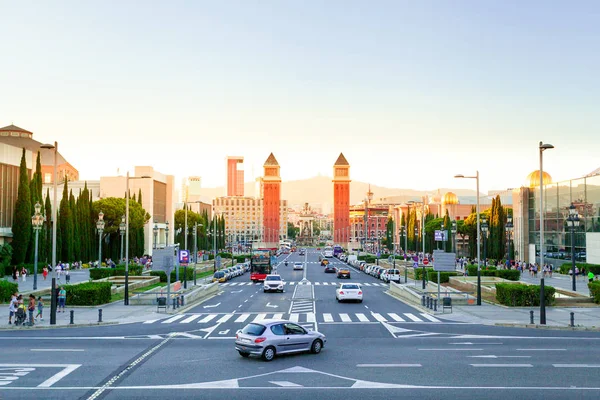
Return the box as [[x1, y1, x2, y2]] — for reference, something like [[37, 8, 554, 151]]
[[336, 283, 363, 303], [263, 274, 284, 293], [212, 271, 226, 283], [235, 320, 326, 361], [382, 268, 401, 283]]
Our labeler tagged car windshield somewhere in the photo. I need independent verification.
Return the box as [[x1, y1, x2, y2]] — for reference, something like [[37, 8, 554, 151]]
[[241, 323, 266, 336], [295, 263, 302, 265], [214, 272, 223, 278], [339, 268, 349, 272], [342, 284, 360, 289], [266, 276, 281, 281]]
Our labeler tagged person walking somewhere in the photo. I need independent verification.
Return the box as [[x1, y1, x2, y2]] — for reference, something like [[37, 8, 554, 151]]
[[58, 287, 66, 313], [27, 294, 36, 326], [21, 266, 27, 282], [589, 271, 595, 283], [35, 296, 44, 321], [42, 266, 48, 281], [8, 292, 17, 325]]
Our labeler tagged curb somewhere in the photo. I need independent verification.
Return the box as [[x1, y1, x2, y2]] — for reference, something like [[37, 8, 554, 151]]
[[0, 321, 117, 331], [495, 322, 600, 332], [384, 289, 445, 316]]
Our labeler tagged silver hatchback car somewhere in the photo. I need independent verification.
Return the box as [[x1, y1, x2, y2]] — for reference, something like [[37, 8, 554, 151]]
[[235, 320, 326, 361]]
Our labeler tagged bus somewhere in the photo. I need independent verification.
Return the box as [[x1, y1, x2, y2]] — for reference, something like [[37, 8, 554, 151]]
[[323, 246, 334, 258], [333, 245, 343, 257], [250, 249, 272, 282]]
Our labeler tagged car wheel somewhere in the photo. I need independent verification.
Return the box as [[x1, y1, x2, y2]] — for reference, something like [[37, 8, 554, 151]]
[[311, 339, 323, 354], [358, 299, 363, 303], [238, 351, 250, 358], [262, 346, 276, 362], [336, 297, 340, 302], [263, 289, 267, 293]]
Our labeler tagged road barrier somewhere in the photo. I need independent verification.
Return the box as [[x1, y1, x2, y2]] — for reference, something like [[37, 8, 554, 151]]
[[570, 312, 575, 327]]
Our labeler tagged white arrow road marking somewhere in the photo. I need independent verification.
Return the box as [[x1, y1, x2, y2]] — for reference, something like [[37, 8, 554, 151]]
[[380, 321, 414, 336], [203, 302, 221, 309], [266, 302, 278, 308], [218, 330, 230, 335], [169, 332, 204, 339], [0, 364, 82, 388], [269, 381, 303, 387], [468, 355, 531, 359]]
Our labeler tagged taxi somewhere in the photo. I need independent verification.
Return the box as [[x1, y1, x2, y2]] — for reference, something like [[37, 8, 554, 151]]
[[212, 271, 227, 283]]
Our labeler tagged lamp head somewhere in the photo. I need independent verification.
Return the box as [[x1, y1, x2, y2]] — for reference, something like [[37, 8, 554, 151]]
[[40, 143, 55, 150], [34, 202, 42, 214], [539, 142, 554, 151], [454, 174, 465, 179]]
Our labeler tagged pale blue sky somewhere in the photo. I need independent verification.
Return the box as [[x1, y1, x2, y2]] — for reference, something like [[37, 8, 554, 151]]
[[1, 1, 599, 193]]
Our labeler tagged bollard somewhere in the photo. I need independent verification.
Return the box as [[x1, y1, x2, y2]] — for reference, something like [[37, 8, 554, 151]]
[[194, 270, 197, 286], [181, 295, 185, 307], [70, 310, 74, 325], [98, 309, 103, 323], [426, 297, 431, 309], [434, 299, 437, 312], [530, 310, 534, 324], [172, 298, 177, 309], [570, 312, 575, 327], [422, 295, 426, 306]]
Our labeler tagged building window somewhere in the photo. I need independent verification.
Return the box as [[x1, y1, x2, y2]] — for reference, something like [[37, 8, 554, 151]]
[[44, 173, 52, 183]]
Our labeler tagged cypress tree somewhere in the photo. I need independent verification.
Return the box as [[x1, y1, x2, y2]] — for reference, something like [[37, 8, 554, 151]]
[[12, 148, 32, 265], [70, 190, 80, 260], [137, 189, 144, 256], [443, 209, 452, 252], [43, 189, 52, 263], [59, 179, 73, 262]]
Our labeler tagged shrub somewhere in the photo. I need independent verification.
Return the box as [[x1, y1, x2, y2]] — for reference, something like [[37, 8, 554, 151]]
[[427, 271, 460, 283], [495, 270, 521, 281], [89, 266, 143, 280], [64, 282, 112, 306], [150, 271, 167, 282], [414, 267, 434, 281], [589, 281, 600, 304], [0, 280, 18, 302], [466, 265, 519, 280], [149, 267, 194, 283], [559, 263, 600, 275], [234, 255, 250, 263], [0, 264, 4, 277], [495, 283, 555, 307], [218, 252, 232, 259]]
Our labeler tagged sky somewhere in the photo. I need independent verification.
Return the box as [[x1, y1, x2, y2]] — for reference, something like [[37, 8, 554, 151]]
[[1, 0, 599, 193]]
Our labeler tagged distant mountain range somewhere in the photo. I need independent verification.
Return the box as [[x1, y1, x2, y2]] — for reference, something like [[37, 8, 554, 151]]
[[199, 176, 479, 210]]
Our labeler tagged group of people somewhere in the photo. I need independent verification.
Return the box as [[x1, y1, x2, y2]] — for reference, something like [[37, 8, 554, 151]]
[[11, 266, 29, 283], [7, 286, 67, 326]]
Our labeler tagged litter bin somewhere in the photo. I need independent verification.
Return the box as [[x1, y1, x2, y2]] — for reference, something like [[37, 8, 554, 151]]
[[157, 297, 167, 312]]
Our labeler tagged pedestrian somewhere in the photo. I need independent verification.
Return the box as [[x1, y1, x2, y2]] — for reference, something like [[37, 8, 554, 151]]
[[42, 266, 48, 281], [65, 268, 70, 283], [58, 287, 66, 313], [27, 294, 35, 326], [15, 269, 19, 282], [35, 296, 44, 321], [21, 266, 27, 282], [8, 292, 17, 324], [589, 271, 595, 283]]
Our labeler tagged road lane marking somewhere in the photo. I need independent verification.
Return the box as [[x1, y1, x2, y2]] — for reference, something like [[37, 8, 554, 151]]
[[180, 315, 201, 324], [162, 315, 185, 324], [314, 282, 320, 285], [340, 313, 351, 322], [469, 355, 531, 358], [289, 313, 299, 322], [322, 282, 329, 285], [419, 313, 441, 322], [198, 315, 217, 323], [419, 349, 484, 351], [253, 313, 267, 323], [470, 364, 533, 367], [235, 314, 250, 323], [553, 364, 600, 368], [356, 313, 369, 322], [306, 313, 316, 323], [143, 320, 158, 324], [404, 313, 423, 322], [269, 381, 303, 387], [388, 313, 405, 322], [323, 313, 333, 322], [272, 313, 283, 320], [217, 314, 233, 323], [371, 313, 387, 322], [357, 364, 422, 368], [30, 349, 84, 352], [516, 349, 566, 351]]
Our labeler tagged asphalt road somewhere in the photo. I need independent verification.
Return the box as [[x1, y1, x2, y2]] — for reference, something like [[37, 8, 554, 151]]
[[1, 248, 600, 400]]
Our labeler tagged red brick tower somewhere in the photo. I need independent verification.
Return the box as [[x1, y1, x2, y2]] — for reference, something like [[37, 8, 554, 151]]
[[333, 153, 351, 244], [262, 153, 281, 247]]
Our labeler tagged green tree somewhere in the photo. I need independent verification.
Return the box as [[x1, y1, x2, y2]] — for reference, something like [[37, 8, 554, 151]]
[[43, 189, 52, 264], [26, 151, 43, 263], [58, 179, 74, 262], [69, 190, 81, 260], [385, 217, 394, 251], [11, 149, 31, 265], [287, 222, 299, 239], [443, 209, 452, 252]]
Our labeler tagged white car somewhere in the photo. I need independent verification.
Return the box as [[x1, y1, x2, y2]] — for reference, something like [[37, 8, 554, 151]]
[[336, 283, 363, 303], [381, 268, 401, 283], [293, 262, 304, 270], [263, 275, 284, 293]]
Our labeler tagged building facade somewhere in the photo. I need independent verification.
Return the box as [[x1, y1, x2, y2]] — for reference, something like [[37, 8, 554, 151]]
[[226, 156, 244, 197]]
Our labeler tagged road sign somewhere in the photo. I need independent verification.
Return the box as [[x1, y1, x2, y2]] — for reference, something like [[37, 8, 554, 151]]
[[433, 250, 456, 271], [152, 247, 178, 272], [413, 261, 419, 268], [179, 250, 190, 264], [435, 230, 448, 241], [423, 258, 429, 265], [216, 255, 222, 269]]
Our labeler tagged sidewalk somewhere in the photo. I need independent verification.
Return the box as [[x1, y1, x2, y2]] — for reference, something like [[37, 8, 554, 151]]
[[519, 272, 590, 296], [8, 270, 91, 294]]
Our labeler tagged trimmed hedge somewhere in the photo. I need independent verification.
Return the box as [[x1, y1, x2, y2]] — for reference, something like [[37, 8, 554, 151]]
[[149, 267, 195, 283], [589, 281, 600, 304], [149, 271, 167, 282], [427, 271, 460, 284], [466, 265, 520, 281], [414, 267, 434, 281], [64, 282, 112, 306], [495, 283, 555, 307], [89, 266, 143, 280], [0, 280, 18, 302], [358, 255, 377, 263], [0, 264, 4, 277], [559, 263, 600, 275]]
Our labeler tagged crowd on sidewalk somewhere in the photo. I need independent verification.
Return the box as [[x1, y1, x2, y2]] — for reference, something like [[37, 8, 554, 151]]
[[7, 286, 67, 327]]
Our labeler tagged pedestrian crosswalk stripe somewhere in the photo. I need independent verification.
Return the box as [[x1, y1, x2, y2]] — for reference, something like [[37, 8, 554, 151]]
[[356, 313, 369, 322], [323, 313, 333, 322], [322, 282, 329, 285], [222, 281, 389, 286], [143, 319, 159, 324], [198, 314, 217, 323], [272, 313, 283, 320], [229, 283, 239, 286], [290, 313, 299, 322], [307, 313, 316, 323], [388, 313, 405, 322], [289, 282, 295, 285], [314, 282, 320, 285], [217, 314, 233, 323], [362, 283, 372, 286], [371, 313, 387, 322], [254, 313, 267, 322], [162, 315, 185, 324], [235, 313, 250, 323], [340, 313, 351, 322], [419, 313, 441, 323], [404, 313, 422, 322], [180, 314, 201, 323]]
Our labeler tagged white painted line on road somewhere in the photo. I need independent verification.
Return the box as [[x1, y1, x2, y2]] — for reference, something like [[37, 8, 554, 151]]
[[314, 282, 320, 285], [143, 319, 158, 324], [272, 313, 283, 320], [387, 313, 405, 322], [323, 313, 333, 322], [340, 313, 351, 322], [404, 313, 423, 322], [553, 364, 600, 368], [253, 313, 267, 323], [217, 314, 233, 323], [235, 314, 250, 323], [269, 381, 303, 387], [356, 313, 369, 322], [162, 315, 186, 324], [470, 364, 533, 368], [198, 314, 217, 323], [469, 355, 531, 359], [322, 282, 329, 285], [229, 283, 239, 286], [30, 349, 84, 352], [289, 313, 299, 322], [419, 313, 441, 323], [420, 349, 484, 351], [357, 364, 422, 368], [362, 283, 372, 286], [180, 315, 201, 324], [371, 313, 387, 322], [517, 349, 566, 351], [306, 313, 316, 323], [36, 364, 81, 387], [244, 299, 248, 303]]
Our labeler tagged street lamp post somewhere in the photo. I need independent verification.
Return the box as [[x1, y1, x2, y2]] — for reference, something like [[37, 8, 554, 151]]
[[153, 222, 158, 250], [31, 202, 45, 291], [40, 141, 58, 325], [455, 171, 482, 305], [481, 217, 488, 268], [566, 203, 580, 291], [96, 211, 105, 268], [539, 142, 554, 325], [451, 220, 457, 256], [505, 215, 514, 264], [439, 223, 445, 250], [119, 216, 126, 264], [165, 220, 170, 247]]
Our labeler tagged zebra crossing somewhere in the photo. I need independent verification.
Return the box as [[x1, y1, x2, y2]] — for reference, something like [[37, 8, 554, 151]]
[[143, 311, 442, 325], [220, 281, 388, 287]]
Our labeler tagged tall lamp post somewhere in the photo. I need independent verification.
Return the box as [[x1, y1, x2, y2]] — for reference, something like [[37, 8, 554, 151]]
[[31, 202, 45, 291], [153, 222, 158, 250], [451, 220, 457, 256], [505, 215, 514, 264], [566, 203, 580, 291], [539, 142, 554, 325], [481, 217, 488, 267], [439, 223, 445, 250], [455, 171, 481, 305], [40, 142, 58, 325], [119, 216, 126, 264], [165, 220, 170, 247], [96, 211, 105, 268]]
